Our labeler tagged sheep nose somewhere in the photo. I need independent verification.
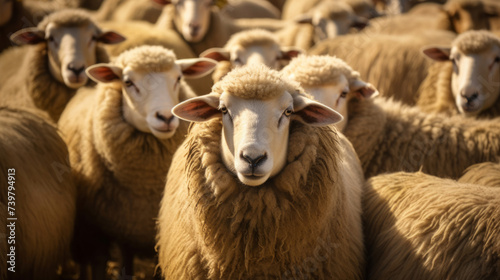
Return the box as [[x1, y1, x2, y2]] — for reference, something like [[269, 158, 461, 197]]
[[461, 91, 479, 104], [67, 64, 85, 76], [240, 152, 267, 169], [156, 112, 175, 124], [189, 24, 200, 36]]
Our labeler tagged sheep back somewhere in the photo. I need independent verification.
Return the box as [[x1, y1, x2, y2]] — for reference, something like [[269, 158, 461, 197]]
[[364, 171, 500, 279], [0, 107, 76, 280], [157, 119, 364, 279], [459, 162, 500, 187]]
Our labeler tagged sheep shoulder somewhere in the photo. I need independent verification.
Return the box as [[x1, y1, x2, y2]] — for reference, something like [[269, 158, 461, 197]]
[[416, 61, 457, 115]]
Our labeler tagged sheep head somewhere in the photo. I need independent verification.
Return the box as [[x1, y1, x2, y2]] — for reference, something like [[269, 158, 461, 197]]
[[155, 0, 214, 42], [87, 46, 217, 139], [444, 0, 491, 34], [173, 64, 342, 186], [10, 9, 125, 89], [424, 30, 500, 117], [295, 1, 368, 43], [282, 55, 378, 132], [200, 29, 302, 70]]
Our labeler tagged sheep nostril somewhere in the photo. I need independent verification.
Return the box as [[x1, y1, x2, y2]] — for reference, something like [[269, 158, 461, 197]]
[[240, 152, 267, 168], [156, 112, 174, 124], [67, 65, 85, 75]]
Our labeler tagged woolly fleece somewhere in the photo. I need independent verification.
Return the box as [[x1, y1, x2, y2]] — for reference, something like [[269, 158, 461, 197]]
[[344, 98, 500, 178], [364, 171, 500, 279], [459, 162, 500, 187], [0, 107, 76, 280]]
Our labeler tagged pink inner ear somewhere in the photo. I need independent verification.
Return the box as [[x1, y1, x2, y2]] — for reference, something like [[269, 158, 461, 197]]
[[423, 48, 450, 61], [295, 105, 330, 123], [281, 50, 301, 60], [202, 52, 229, 62], [13, 32, 45, 45], [98, 32, 126, 44], [91, 67, 119, 81], [183, 61, 214, 76], [182, 101, 219, 119]]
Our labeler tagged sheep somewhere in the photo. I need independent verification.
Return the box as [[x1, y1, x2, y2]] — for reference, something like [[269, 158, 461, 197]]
[[417, 30, 500, 118], [0, 9, 125, 122], [0, 106, 76, 280], [58, 45, 217, 278], [154, 0, 288, 56], [345, 95, 500, 179], [459, 161, 500, 187], [93, 0, 163, 23], [221, 0, 281, 19], [98, 19, 215, 96], [157, 64, 365, 279], [201, 28, 302, 82], [364, 0, 492, 35], [275, 1, 368, 50], [282, 54, 378, 132], [281, 0, 378, 20], [309, 30, 456, 105], [363, 171, 500, 279]]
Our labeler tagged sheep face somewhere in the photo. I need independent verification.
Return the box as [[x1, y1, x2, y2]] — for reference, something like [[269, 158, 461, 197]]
[[173, 67, 342, 186], [450, 46, 500, 116], [0, 0, 12, 26], [172, 0, 213, 42], [87, 55, 217, 139], [201, 44, 301, 70], [296, 2, 367, 42], [11, 22, 125, 89], [303, 75, 378, 132], [445, 1, 490, 34]]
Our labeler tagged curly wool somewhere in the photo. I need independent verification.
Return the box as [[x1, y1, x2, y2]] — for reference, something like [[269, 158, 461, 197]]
[[113, 45, 176, 73], [224, 28, 278, 49], [213, 64, 302, 100], [364, 171, 500, 279], [282, 54, 361, 87], [38, 9, 98, 29], [453, 30, 500, 54], [158, 118, 364, 279], [344, 98, 500, 178], [459, 162, 500, 187]]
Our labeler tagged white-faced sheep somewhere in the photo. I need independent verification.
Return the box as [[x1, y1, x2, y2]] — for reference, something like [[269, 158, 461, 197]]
[[0, 9, 125, 122], [281, 0, 378, 20], [154, 0, 288, 56], [58, 46, 217, 277], [458, 161, 500, 187], [276, 1, 368, 50], [0, 107, 76, 280], [282, 54, 378, 132], [363, 171, 500, 279], [417, 30, 500, 118], [201, 28, 301, 82], [221, 0, 281, 19], [309, 30, 456, 105], [157, 64, 365, 279]]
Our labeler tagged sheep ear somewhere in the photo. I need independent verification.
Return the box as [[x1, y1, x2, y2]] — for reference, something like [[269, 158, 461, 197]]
[[422, 47, 451, 61], [280, 47, 302, 61], [86, 64, 123, 83], [10, 28, 45, 45], [351, 80, 379, 99], [177, 58, 218, 79], [199, 48, 231, 62], [97, 31, 126, 44], [172, 93, 221, 122], [292, 94, 343, 126], [295, 14, 313, 24]]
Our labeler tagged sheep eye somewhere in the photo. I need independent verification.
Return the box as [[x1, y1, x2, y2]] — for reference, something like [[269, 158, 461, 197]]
[[177, 76, 181, 82], [48, 36, 54, 42], [340, 91, 348, 98], [234, 58, 242, 64], [495, 56, 500, 63], [220, 106, 228, 114], [284, 108, 293, 117], [124, 79, 134, 87]]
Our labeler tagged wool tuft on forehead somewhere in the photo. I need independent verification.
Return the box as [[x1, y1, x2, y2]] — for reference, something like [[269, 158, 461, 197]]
[[38, 9, 98, 30], [453, 30, 500, 55], [212, 64, 303, 100], [113, 46, 176, 73]]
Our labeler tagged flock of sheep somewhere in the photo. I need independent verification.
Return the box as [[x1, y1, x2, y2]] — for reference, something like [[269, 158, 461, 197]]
[[1, 0, 500, 279]]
